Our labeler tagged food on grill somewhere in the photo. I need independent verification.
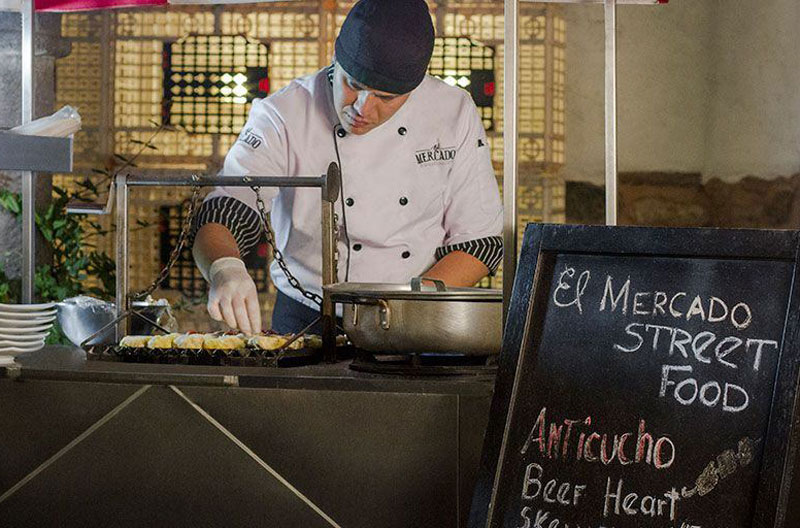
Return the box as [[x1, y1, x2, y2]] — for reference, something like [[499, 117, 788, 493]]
[[248, 334, 303, 351], [304, 335, 322, 349], [119, 335, 150, 348], [173, 333, 205, 349], [303, 334, 348, 348], [147, 333, 181, 349], [203, 333, 246, 350], [117, 331, 346, 353]]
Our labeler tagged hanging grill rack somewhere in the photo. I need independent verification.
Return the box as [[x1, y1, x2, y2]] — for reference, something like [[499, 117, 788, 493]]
[[114, 162, 341, 361]]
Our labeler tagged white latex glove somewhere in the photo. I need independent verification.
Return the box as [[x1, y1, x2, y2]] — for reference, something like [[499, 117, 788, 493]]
[[207, 257, 262, 334]]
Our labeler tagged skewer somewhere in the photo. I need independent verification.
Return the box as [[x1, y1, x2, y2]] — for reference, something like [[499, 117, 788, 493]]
[[274, 316, 321, 355]]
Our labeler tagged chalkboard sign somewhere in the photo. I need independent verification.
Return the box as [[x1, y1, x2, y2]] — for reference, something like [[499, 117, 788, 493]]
[[470, 225, 800, 528]]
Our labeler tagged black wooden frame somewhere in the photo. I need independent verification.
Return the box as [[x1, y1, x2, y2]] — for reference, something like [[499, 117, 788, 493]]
[[469, 224, 800, 528]]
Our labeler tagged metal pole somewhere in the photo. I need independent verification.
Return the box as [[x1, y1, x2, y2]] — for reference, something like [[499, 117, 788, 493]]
[[318, 0, 329, 71], [99, 13, 113, 160], [125, 175, 326, 188], [502, 0, 519, 325], [321, 163, 340, 362], [115, 174, 129, 341], [544, 8, 555, 177], [321, 201, 336, 361], [604, 0, 618, 226], [20, 0, 34, 303]]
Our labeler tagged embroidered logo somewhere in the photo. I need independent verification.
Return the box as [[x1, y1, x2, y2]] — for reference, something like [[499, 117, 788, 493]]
[[237, 127, 263, 150], [415, 142, 456, 166]]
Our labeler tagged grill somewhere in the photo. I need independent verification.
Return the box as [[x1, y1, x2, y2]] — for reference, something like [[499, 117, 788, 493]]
[[86, 342, 326, 368], [83, 327, 353, 368], [350, 352, 498, 376]]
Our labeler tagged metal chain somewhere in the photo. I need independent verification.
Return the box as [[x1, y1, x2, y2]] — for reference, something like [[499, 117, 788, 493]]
[[131, 182, 202, 301], [252, 186, 325, 307]]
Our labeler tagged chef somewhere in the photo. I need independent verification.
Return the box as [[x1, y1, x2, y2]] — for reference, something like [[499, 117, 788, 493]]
[[191, 0, 503, 335]]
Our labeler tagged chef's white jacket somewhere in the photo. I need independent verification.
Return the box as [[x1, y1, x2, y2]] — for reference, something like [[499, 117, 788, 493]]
[[195, 67, 503, 310]]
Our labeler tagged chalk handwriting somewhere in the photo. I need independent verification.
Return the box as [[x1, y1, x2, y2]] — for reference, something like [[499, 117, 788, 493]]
[[600, 276, 631, 315], [660, 365, 749, 412], [516, 507, 616, 528], [521, 463, 587, 507], [603, 478, 681, 521], [612, 323, 777, 371], [553, 266, 591, 314], [521, 407, 675, 470], [598, 276, 752, 330]]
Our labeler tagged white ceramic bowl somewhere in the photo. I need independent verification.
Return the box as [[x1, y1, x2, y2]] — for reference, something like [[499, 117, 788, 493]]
[[0, 302, 56, 312], [0, 332, 48, 342], [0, 308, 57, 319], [0, 303, 55, 365], [0, 321, 54, 329], [0, 339, 45, 348], [0, 315, 57, 326], [0, 329, 50, 339]]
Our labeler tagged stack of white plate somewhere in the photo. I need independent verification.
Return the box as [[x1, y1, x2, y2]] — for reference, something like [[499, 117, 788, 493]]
[[0, 302, 57, 365]]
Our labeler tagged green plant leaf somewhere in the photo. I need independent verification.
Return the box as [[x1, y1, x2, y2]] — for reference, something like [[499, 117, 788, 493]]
[[0, 190, 22, 216]]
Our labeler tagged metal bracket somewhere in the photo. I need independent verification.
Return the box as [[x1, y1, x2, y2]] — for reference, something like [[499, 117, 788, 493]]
[[66, 181, 115, 215]]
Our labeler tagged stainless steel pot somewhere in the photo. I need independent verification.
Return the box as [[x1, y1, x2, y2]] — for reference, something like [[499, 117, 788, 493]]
[[57, 296, 173, 346], [325, 278, 502, 356]]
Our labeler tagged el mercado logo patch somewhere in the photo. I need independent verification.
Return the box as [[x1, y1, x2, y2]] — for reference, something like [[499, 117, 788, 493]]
[[237, 127, 263, 149], [415, 142, 456, 166]]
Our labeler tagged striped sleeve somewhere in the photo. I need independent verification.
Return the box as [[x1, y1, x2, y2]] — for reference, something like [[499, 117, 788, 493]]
[[434, 235, 503, 275], [190, 196, 264, 258]]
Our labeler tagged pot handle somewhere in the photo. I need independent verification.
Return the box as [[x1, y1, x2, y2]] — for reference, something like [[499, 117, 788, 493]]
[[410, 276, 447, 292], [377, 299, 391, 330]]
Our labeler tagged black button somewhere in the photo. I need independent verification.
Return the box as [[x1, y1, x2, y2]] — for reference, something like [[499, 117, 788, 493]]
[[336, 127, 347, 138], [398, 127, 407, 136], [401, 251, 411, 259], [399, 196, 408, 206], [353, 243, 362, 251], [345, 197, 354, 207]]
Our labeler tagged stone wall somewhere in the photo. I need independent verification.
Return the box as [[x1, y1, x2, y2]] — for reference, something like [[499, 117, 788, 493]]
[[562, 0, 800, 185], [566, 174, 800, 229], [0, 13, 69, 280]]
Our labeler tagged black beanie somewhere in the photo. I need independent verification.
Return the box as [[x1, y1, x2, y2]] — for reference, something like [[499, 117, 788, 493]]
[[334, 0, 435, 95]]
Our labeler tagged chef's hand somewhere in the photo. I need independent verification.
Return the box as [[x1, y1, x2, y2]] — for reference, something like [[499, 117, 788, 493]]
[[207, 257, 262, 334]]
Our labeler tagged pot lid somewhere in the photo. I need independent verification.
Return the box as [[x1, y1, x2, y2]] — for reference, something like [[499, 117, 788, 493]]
[[325, 278, 502, 302]]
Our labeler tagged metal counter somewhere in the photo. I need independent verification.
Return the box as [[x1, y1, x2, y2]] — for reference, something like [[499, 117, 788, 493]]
[[0, 346, 494, 528]]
